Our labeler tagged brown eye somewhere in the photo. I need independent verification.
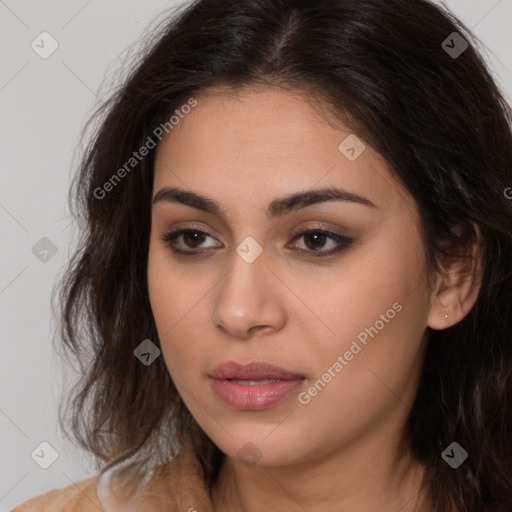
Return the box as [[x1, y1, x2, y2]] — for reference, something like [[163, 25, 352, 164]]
[[182, 230, 207, 248], [161, 228, 218, 255], [303, 232, 328, 251], [161, 227, 353, 259], [289, 229, 353, 258]]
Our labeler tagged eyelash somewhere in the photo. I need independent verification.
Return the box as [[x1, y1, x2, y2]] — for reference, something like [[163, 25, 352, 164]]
[[160, 227, 353, 259]]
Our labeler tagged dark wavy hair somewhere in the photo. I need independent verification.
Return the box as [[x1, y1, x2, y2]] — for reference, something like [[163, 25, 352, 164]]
[[54, 0, 512, 510]]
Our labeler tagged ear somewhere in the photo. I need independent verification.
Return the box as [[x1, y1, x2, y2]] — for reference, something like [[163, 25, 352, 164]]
[[427, 221, 483, 330]]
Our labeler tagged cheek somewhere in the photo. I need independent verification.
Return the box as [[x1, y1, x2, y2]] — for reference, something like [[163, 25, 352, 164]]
[[298, 230, 430, 402], [148, 237, 197, 332], [297, 238, 419, 353], [147, 245, 211, 376], [294, 299, 427, 453]]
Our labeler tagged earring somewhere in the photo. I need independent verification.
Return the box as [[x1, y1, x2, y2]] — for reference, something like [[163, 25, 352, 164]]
[[443, 309, 448, 321]]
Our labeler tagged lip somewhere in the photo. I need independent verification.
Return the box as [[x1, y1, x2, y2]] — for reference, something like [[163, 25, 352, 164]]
[[210, 361, 305, 410], [210, 361, 305, 380]]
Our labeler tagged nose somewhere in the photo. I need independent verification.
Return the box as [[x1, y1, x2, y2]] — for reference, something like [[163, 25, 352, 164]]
[[211, 248, 287, 340]]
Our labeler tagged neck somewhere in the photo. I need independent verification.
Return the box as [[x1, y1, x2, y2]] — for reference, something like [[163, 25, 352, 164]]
[[210, 430, 430, 512]]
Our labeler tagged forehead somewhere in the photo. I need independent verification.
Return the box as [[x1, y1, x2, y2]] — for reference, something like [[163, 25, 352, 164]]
[[153, 86, 413, 216]]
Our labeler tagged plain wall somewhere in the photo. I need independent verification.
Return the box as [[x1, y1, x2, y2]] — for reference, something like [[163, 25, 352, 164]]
[[1, 0, 511, 509]]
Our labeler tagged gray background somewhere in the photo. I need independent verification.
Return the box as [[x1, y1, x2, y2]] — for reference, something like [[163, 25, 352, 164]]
[[1, 0, 511, 509]]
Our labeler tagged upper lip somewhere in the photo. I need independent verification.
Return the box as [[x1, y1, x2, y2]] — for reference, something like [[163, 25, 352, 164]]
[[210, 361, 305, 380]]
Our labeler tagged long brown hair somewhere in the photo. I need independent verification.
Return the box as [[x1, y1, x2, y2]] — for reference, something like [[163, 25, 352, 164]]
[[55, 0, 512, 509]]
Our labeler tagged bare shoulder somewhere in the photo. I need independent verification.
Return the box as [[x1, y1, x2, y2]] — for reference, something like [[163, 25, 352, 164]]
[[11, 474, 103, 512]]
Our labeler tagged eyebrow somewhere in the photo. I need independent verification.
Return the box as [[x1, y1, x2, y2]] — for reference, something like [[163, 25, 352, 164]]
[[152, 186, 376, 220]]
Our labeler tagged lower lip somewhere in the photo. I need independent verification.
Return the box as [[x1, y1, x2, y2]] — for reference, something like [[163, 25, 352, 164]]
[[211, 378, 304, 410]]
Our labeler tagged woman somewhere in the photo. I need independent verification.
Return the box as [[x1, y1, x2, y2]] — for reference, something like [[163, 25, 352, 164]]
[[13, 0, 512, 510]]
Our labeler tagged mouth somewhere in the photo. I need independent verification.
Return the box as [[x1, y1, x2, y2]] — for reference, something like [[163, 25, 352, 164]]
[[210, 361, 305, 380], [209, 361, 306, 410], [226, 378, 283, 385]]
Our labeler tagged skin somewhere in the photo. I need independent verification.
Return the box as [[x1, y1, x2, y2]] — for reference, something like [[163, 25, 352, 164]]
[[147, 86, 481, 512]]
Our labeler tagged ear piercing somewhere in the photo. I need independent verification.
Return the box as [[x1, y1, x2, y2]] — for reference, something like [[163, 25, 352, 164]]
[[443, 310, 449, 321]]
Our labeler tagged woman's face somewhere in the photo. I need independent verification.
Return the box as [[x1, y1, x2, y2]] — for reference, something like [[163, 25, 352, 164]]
[[148, 86, 435, 467]]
